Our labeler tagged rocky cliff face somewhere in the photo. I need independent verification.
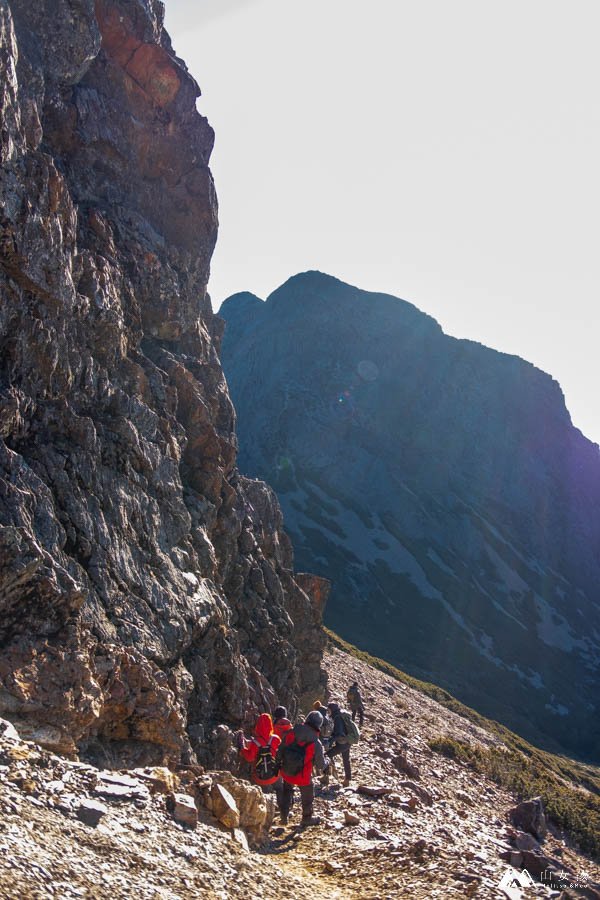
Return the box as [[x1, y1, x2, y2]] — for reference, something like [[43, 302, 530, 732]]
[[220, 272, 600, 762], [0, 0, 325, 768]]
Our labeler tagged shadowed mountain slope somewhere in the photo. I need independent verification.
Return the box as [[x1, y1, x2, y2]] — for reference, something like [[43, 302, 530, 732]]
[[220, 271, 600, 761]]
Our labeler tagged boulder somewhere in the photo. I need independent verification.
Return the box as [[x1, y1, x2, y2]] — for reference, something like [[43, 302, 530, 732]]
[[513, 831, 540, 852], [211, 783, 240, 830], [77, 800, 108, 827], [0, 719, 19, 742], [131, 767, 180, 795], [200, 772, 275, 846], [398, 780, 433, 806], [508, 797, 547, 839], [169, 793, 198, 828]]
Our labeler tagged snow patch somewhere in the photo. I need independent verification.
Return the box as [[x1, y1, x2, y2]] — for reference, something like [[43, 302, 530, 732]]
[[427, 548, 457, 577]]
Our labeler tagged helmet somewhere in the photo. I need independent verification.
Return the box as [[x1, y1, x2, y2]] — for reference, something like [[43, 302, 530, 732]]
[[305, 711, 324, 731]]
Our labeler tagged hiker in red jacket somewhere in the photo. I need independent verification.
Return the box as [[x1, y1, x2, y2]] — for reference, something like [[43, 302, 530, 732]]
[[277, 710, 329, 827], [236, 712, 281, 789], [272, 705, 293, 740]]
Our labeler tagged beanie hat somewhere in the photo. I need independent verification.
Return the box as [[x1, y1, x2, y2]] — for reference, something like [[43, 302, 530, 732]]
[[273, 706, 287, 720], [305, 711, 323, 731]]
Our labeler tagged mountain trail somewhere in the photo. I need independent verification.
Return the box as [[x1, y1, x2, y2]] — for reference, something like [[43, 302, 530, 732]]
[[264, 647, 600, 899], [0, 645, 598, 899]]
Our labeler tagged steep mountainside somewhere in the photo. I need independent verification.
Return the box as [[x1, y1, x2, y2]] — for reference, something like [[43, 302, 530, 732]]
[[0, 0, 325, 769], [220, 272, 600, 761]]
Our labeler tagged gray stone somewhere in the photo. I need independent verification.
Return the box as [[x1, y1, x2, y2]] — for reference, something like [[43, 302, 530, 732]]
[[357, 784, 393, 797], [76, 800, 108, 827], [211, 783, 240, 830], [514, 830, 540, 852], [0, 719, 19, 742], [169, 793, 198, 829], [509, 797, 548, 840], [398, 780, 433, 806]]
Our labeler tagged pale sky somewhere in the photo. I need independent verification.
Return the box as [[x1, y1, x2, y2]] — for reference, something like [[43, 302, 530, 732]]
[[164, 0, 600, 444]]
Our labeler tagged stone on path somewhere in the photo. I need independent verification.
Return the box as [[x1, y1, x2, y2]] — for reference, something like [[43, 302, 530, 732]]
[[232, 828, 249, 851], [357, 784, 393, 798], [77, 800, 108, 827], [398, 780, 433, 806], [211, 783, 240, 830], [169, 793, 198, 828], [508, 797, 547, 839], [0, 719, 20, 742], [366, 827, 387, 840], [131, 767, 180, 795], [393, 755, 420, 780]]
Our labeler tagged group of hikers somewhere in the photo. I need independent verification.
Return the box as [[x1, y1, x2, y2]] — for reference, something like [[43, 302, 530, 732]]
[[235, 682, 366, 827]]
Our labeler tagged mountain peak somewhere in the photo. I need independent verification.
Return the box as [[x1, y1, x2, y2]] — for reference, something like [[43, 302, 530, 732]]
[[220, 270, 600, 763]]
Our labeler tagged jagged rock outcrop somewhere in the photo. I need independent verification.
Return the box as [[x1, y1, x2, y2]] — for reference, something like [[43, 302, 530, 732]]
[[0, 0, 325, 768], [220, 271, 600, 761]]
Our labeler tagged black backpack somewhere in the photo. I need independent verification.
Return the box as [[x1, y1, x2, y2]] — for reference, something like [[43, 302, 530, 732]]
[[253, 736, 280, 782], [279, 729, 309, 777]]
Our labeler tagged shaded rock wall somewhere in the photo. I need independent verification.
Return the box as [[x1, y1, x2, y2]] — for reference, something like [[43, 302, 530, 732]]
[[0, 0, 325, 767]]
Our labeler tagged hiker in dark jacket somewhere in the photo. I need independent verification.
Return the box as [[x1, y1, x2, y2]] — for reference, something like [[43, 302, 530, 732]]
[[277, 710, 329, 827], [346, 681, 365, 727], [326, 701, 352, 786]]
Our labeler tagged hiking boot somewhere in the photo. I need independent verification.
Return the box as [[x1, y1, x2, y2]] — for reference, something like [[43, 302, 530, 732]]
[[342, 777, 351, 787], [300, 816, 321, 827]]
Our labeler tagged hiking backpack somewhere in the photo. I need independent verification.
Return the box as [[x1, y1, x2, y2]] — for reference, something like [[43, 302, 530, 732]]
[[320, 714, 333, 740], [278, 730, 309, 777], [340, 710, 360, 744], [253, 736, 280, 782]]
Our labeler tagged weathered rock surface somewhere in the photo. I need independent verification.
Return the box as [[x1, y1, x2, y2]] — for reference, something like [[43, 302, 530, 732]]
[[220, 272, 600, 761], [0, 0, 325, 768]]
